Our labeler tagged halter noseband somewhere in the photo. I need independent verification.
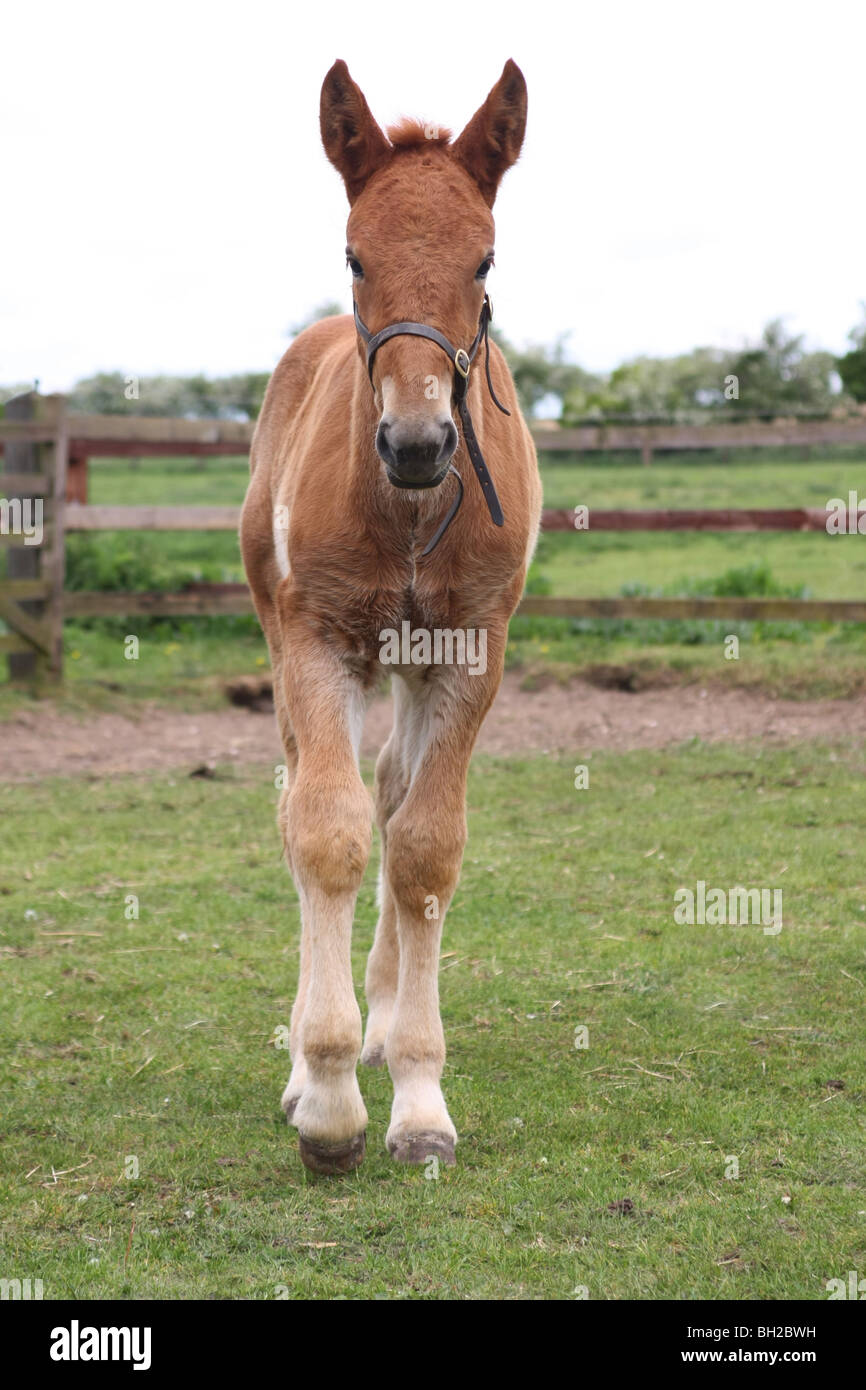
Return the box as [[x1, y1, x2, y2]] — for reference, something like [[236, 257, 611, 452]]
[[353, 293, 509, 555]]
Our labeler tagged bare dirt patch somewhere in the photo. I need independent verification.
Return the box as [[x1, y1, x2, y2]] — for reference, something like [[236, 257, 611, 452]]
[[2, 673, 864, 783]]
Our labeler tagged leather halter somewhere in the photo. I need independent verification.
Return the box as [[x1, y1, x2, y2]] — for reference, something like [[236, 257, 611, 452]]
[[353, 293, 509, 556]]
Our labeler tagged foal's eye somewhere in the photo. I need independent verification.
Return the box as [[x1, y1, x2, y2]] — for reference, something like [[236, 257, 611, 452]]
[[475, 256, 494, 279], [346, 255, 364, 278]]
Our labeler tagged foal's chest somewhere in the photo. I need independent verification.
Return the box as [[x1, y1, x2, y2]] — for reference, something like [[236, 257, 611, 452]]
[[315, 568, 473, 687]]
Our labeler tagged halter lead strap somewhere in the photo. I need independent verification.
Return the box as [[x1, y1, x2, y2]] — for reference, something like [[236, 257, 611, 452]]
[[353, 294, 509, 552]]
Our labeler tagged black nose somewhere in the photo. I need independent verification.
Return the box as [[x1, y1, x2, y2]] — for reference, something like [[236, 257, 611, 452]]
[[395, 440, 442, 471], [376, 419, 458, 487]]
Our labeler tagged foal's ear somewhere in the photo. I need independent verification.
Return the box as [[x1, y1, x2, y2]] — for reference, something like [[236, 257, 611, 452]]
[[452, 59, 527, 208], [320, 60, 391, 203]]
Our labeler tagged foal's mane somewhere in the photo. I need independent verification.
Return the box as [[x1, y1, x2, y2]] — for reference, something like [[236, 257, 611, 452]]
[[386, 118, 453, 149]]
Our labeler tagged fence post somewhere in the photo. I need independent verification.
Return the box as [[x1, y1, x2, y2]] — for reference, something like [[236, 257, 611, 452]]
[[67, 449, 88, 503], [3, 392, 66, 684], [47, 398, 69, 678]]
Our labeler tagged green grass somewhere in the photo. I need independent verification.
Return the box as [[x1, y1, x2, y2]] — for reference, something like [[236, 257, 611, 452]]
[[535, 447, 866, 511], [535, 530, 866, 601], [1, 742, 864, 1299], [504, 622, 866, 700], [89, 455, 251, 507], [86, 448, 866, 512], [55, 619, 269, 710]]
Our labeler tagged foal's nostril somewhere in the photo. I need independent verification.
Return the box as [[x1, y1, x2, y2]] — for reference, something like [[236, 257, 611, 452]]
[[394, 441, 442, 471]]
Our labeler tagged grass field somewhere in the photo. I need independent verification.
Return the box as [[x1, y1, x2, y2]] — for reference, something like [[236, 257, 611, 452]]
[[2, 742, 864, 1299]]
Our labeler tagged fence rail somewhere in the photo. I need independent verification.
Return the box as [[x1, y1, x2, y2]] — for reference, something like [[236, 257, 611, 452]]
[[56, 588, 866, 626], [534, 416, 866, 460], [3, 397, 866, 682], [63, 503, 864, 535]]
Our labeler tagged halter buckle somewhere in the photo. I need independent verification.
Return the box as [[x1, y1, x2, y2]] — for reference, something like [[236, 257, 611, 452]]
[[454, 348, 471, 380]]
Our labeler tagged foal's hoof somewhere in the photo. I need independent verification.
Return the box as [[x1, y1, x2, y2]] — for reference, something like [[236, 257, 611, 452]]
[[298, 1130, 366, 1176], [387, 1131, 456, 1166]]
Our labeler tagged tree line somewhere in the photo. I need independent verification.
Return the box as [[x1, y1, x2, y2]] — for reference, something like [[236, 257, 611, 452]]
[[3, 304, 865, 423]]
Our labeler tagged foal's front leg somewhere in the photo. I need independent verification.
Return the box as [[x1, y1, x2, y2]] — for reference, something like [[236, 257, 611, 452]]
[[279, 636, 372, 1174]]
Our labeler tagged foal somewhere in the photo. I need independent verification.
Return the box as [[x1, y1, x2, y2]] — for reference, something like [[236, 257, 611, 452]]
[[240, 58, 541, 1173]]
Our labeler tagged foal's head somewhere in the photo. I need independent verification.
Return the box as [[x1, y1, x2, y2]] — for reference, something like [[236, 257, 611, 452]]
[[320, 59, 527, 490]]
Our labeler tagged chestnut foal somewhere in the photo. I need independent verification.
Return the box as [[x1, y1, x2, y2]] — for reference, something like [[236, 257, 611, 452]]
[[240, 59, 541, 1174]]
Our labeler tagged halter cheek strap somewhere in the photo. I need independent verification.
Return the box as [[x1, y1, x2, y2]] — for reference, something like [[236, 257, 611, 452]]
[[353, 293, 509, 553]]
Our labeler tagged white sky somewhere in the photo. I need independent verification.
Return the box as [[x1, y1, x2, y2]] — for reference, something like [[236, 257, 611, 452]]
[[2, 0, 864, 391]]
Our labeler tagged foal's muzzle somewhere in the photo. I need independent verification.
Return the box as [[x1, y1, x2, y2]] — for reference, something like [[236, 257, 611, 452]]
[[353, 295, 507, 549], [376, 417, 458, 489]]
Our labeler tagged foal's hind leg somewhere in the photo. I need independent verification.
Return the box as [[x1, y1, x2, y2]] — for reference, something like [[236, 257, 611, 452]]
[[361, 721, 409, 1067], [382, 662, 501, 1166], [361, 866, 399, 1067]]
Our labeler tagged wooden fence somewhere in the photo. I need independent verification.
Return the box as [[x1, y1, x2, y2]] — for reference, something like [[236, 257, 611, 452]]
[[0, 394, 67, 680], [533, 415, 866, 467], [2, 395, 866, 682]]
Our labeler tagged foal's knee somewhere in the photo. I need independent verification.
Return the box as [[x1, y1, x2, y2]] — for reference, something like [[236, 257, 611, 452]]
[[386, 807, 466, 914], [286, 779, 372, 896]]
